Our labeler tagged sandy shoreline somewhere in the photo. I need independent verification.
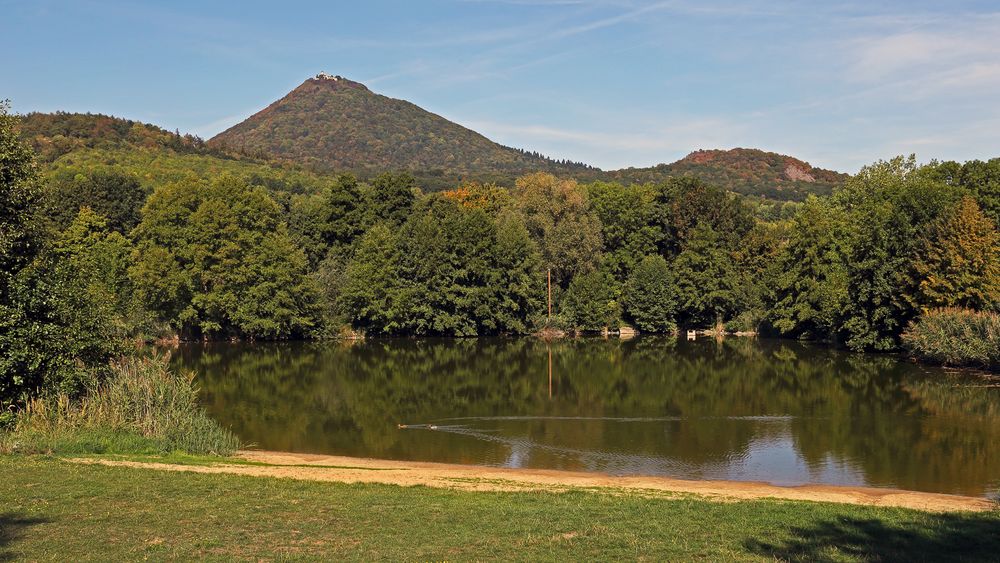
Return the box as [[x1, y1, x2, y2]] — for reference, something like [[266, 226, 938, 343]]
[[68, 449, 997, 513]]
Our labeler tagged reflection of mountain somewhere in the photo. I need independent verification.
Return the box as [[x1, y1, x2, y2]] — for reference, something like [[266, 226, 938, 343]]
[[171, 338, 1000, 496]]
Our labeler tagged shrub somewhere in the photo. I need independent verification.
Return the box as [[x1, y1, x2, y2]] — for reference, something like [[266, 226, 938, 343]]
[[902, 308, 1000, 368], [1, 353, 239, 455]]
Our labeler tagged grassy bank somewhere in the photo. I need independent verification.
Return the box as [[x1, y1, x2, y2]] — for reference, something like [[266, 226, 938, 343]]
[[903, 308, 1000, 370], [1, 354, 238, 455], [2, 456, 998, 561]]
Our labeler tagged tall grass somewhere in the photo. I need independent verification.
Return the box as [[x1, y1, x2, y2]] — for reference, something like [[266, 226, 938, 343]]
[[902, 308, 1000, 369], [1, 353, 239, 455]]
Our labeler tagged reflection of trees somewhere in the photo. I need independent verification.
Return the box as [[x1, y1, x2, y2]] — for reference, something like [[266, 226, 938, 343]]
[[171, 337, 1000, 495]]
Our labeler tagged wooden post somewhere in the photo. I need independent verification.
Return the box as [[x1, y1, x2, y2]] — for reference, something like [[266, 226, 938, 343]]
[[547, 268, 552, 324]]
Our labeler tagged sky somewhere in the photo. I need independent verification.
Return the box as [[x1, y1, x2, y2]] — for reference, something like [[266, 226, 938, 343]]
[[3, 0, 999, 173]]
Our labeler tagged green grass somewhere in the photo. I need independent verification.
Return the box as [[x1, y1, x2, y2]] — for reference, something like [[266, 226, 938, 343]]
[[2, 456, 998, 561]]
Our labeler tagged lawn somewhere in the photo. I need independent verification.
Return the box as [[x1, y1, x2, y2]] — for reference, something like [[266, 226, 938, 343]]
[[2, 456, 999, 561]]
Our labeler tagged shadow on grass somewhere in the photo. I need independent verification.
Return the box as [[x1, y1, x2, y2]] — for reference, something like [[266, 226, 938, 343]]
[[744, 512, 1000, 562], [0, 512, 51, 562]]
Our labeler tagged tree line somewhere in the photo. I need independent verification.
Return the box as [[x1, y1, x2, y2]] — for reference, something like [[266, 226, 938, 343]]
[[2, 102, 999, 405]]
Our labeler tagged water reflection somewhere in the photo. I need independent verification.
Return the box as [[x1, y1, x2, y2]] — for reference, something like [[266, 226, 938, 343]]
[[170, 337, 1000, 497]]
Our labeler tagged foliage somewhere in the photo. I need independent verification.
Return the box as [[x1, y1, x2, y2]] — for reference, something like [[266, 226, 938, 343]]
[[606, 148, 847, 201], [43, 168, 148, 233], [835, 156, 965, 351], [1, 104, 125, 405], [911, 196, 1000, 310], [925, 157, 1000, 225], [338, 224, 404, 334], [287, 174, 367, 267], [365, 171, 416, 226], [671, 223, 740, 328], [622, 255, 676, 333], [130, 175, 322, 339], [561, 270, 619, 331], [441, 181, 513, 215], [16, 111, 217, 162], [652, 177, 755, 255], [513, 173, 603, 285], [586, 181, 660, 282], [771, 157, 986, 351], [7, 103, 1000, 357], [3, 353, 239, 455], [341, 197, 542, 336], [902, 308, 1000, 368], [0, 101, 40, 278], [770, 197, 850, 340]]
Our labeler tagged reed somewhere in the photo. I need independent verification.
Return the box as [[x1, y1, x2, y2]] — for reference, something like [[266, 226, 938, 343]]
[[902, 308, 1000, 369], [2, 353, 239, 455]]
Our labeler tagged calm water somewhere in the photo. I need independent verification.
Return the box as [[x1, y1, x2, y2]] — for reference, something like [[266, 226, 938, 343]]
[[171, 337, 1000, 498]]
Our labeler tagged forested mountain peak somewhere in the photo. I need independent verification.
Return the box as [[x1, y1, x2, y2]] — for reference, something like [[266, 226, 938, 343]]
[[208, 74, 591, 187]]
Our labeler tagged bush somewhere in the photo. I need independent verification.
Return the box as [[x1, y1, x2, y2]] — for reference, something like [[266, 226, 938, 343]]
[[1, 353, 239, 455], [902, 308, 1000, 368]]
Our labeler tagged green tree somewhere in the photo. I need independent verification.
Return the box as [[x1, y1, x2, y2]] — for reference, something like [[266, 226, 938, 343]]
[[652, 177, 754, 256], [338, 224, 403, 334], [957, 159, 1000, 226], [835, 156, 964, 350], [586, 181, 661, 283], [131, 175, 321, 339], [513, 173, 603, 285], [481, 209, 544, 334], [390, 196, 542, 336], [53, 208, 148, 336], [44, 168, 148, 233], [770, 197, 850, 340], [366, 172, 416, 226], [1, 103, 124, 403], [622, 255, 676, 333], [729, 222, 787, 332], [288, 174, 367, 267], [0, 101, 40, 278], [562, 271, 618, 331], [929, 158, 1000, 225], [671, 223, 739, 328], [912, 196, 1000, 310]]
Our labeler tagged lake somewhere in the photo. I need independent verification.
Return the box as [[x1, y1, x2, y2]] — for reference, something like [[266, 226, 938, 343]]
[[170, 337, 1000, 498]]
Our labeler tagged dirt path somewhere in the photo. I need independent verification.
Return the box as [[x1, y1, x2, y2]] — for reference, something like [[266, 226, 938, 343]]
[[71, 450, 996, 513]]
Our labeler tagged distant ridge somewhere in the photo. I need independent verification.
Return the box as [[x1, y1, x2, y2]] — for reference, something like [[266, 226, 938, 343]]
[[610, 148, 848, 200]]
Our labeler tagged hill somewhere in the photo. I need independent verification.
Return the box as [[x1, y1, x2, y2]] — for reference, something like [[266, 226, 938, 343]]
[[17, 112, 328, 194], [209, 73, 594, 189], [605, 148, 847, 200]]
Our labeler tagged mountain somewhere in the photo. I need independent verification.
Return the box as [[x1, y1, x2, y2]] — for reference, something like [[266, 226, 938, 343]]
[[209, 73, 593, 188], [605, 149, 847, 200], [210, 74, 846, 199], [22, 78, 848, 200]]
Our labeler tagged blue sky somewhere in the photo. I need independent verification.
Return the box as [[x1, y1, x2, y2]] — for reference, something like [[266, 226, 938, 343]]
[[3, 0, 999, 172]]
